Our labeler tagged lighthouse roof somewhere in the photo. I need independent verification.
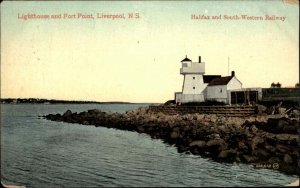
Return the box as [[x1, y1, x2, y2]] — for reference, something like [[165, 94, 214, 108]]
[[181, 56, 192, 62], [208, 76, 233, 86], [203, 75, 222, 83]]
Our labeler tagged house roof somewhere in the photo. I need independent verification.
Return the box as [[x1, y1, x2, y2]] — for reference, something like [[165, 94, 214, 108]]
[[208, 76, 233, 86], [181, 57, 192, 62], [203, 75, 221, 83]]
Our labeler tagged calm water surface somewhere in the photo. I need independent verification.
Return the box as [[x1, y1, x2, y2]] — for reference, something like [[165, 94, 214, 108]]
[[1, 104, 298, 187]]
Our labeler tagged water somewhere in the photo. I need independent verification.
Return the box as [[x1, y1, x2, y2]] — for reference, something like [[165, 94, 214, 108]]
[[1, 104, 298, 187]]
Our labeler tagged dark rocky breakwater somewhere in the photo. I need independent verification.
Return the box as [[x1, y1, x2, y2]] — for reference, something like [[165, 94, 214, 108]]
[[44, 107, 300, 176]]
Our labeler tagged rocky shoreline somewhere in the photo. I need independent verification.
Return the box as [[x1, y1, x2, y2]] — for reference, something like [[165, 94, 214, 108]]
[[43, 106, 299, 176]]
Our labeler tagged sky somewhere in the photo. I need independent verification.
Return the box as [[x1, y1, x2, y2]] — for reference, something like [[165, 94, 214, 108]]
[[1, 0, 299, 103]]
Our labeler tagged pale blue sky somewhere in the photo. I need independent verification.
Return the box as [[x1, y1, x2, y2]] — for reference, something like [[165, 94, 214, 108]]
[[1, 0, 299, 102]]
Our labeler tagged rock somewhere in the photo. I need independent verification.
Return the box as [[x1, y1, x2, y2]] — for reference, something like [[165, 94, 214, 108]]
[[177, 145, 188, 153], [88, 109, 101, 114], [156, 112, 165, 118], [265, 144, 276, 153], [218, 149, 237, 159], [206, 139, 226, 151], [218, 125, 227, 132], [189, 140, 206, 148], [282, 125, 297, 133], [275, 134, 291, 142], [238, 141, 248, 150], [278, 107, 287, 115], [277, 119, 289, 128], [137, 126, 145, 132], [186, 114, 194, 121], [211, 133, 221, 140], [253, 149, 270, 159], [242, 155, 258, 163], [257, 104, 267, 114], [164, 100, 175, 106], [192, 115, 198, 120], [290, 109, 300, 117], [170, 131, 179, 139], [63, 110, 72, 117], [138, 107, 148, 114], [283, 154, 293, 164], [82, 121, 89, 125], [247, 116, 257, 123], [266, 106, 276, 115], [209, 114, 217, 123], [196, 114, 205, 121], [250, 125, 258, 132], [251, 136, 264, 151], [276, 144, 290, 153], [268, 157, 281, 163]]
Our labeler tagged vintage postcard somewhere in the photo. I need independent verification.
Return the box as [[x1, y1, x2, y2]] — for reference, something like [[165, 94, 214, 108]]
[[1, 0, 299, 187]]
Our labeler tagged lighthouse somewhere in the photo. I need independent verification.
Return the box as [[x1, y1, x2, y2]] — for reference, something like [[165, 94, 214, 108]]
[[175, 55, 207, 103]]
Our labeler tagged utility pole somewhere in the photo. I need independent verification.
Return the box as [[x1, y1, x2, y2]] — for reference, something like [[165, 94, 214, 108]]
[[228, 57, 230, 76]]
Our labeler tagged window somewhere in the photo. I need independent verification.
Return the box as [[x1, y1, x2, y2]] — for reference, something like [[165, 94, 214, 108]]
[[220, 88, 222, 93], [193, 77, 195, 79], [193, 87, 195, 89]]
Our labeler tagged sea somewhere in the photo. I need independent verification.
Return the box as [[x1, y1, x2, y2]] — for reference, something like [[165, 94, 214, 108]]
[[1, 104, 298, 187]]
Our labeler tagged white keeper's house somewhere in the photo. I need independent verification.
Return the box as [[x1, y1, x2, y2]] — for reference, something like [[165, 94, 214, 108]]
[[175, 55, 242, 104]]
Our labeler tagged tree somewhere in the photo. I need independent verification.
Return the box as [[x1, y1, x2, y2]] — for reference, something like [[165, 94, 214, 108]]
[[276, 82, 281, 88], [271, 82, 276, 88], [271, 82, 281, 88]]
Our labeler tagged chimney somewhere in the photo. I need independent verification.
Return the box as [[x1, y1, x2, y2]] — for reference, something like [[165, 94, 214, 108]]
[[231, 71, 235, 77], [199, 56, 201, 63]]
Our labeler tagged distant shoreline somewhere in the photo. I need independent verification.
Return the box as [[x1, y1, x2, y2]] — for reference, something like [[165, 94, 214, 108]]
[[0, 98, 154, 105]]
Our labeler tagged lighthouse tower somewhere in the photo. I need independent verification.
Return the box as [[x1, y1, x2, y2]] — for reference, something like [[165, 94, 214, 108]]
[[175, 56, 207, 103]]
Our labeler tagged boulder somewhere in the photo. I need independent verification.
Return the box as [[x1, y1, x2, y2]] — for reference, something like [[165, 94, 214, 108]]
[[82, 121, 89, 125], [266, 106, 276, 115], [283, 154, 293, 164], [208, 114, 217, 122], [170, 131, 179, 139], [206, 139, 226, 151], [278, 107, 287, 115], [138, 107, 147, 114], [275, 134, 291, 142], [257, 104, 267, 114], [63, 110, 72, 117], [177, 145, 189, 153], [253, 148, 270, 159], [276, 144, 290, 153], [290, 109, 300, 117], [189, 140, 206, 148], [137, 126, 145, 132], [250, 125, 258, 132], [251, 136, 264, 151], [218, 125, 227, 133], [87, 109, 101, 114], [265, 144, 276, 153], [242, 155, 258, 163], [282, 125, 297, 133], [218, 149, 237, 159], [268, 157, 281, 163], [277, 119, 289, 128], [211, 133, 221, 140], [238, 141, 248, 150], [196, 114, 205, 121]]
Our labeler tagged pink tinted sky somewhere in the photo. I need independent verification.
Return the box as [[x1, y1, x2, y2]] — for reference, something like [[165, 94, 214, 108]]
[[1, 1, 299, 102]]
